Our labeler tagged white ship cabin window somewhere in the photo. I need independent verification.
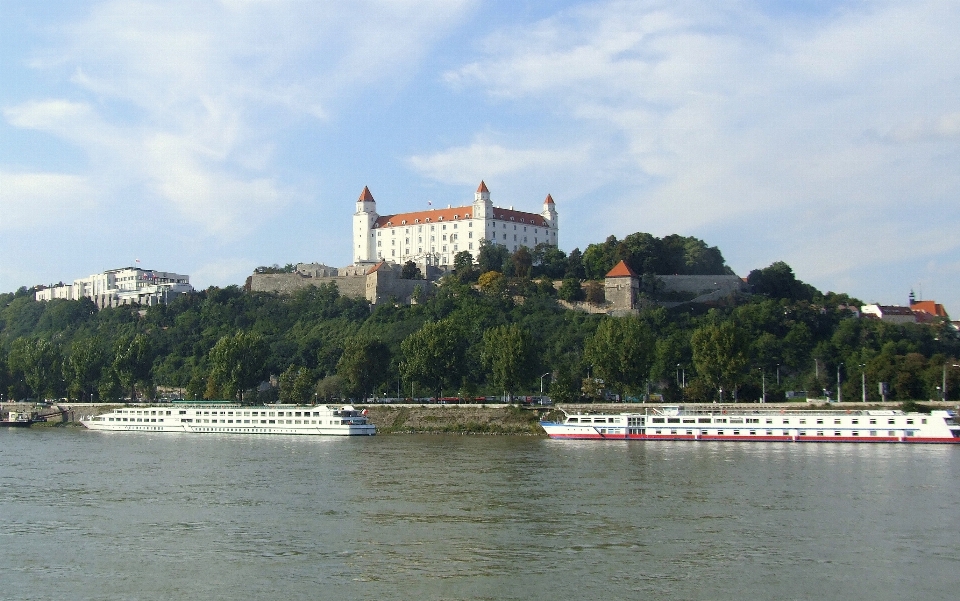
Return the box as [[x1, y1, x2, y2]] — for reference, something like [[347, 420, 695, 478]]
[[697, 417, 711, 423], [782, 418, 790, 424], [799, 418, 806, 424], [715, 418, 726, 424], [851, 419, 859, 424], [834, 431, 841, 436], [816, 419, 824, 425], [667, 418, 680, 424], [869, 418, 877, 425], [746, 418, 759, 424], [922, 418, 927, 424], [717, 430, 724, 435], [834, 419, 841, 425], [888, 419, 896, 425], [817, 431, 824, 436], [870, 430, 877, 436], [682, 418, 695, 424], [567, 417, 578, 423], [888, 430, 896, 436], [749, 430, 756, 435], [799, 430, 806, 435], [651, 417, 665, 423], [906, 419, 914, 425], [765, 418, 773, 424], [852, 431, 859, 436], [733, 430, 740, 435], [766, 430, 772, 435]]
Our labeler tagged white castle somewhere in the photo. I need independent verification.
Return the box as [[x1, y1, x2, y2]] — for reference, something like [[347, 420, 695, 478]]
[[353, 181, 559, 267]]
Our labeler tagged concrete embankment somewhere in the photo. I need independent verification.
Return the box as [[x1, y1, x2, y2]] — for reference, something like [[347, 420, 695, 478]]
[[358, 404, 557, 435]]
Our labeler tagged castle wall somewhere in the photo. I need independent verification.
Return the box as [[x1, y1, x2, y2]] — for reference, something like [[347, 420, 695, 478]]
[[657, 275, 745, 295], [248, 273, 367, 298]]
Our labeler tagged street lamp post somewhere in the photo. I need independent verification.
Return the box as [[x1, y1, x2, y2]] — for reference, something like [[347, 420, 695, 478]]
[[540, 372, 551, 395], [758, 368, 766, 403], [860, 364, 866, 403], [776, 364, 780, 387], [944, 363, 960, 402], [837, 363, 843, 403], [676, 364, 680, 388]]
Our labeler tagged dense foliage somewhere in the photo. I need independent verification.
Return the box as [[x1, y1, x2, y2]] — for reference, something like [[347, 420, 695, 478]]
[[2, 233, 958, 404]]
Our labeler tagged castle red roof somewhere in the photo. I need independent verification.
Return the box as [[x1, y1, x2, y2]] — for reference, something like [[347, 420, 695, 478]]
[[373, 205, 549, 228], [477, 181, 489, 194], [606, 260, 637, 278], [544, 194, 555, 204], [358, 186, 375, 202]]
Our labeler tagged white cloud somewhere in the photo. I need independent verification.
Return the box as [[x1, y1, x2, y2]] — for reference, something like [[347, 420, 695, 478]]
[[409, 138, 591, 184], [431, 0, 960, 308], [0, 171, 97, 230], [5, 0, 475, 238]]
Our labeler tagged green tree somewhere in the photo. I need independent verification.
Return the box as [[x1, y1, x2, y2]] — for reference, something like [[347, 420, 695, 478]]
[[477, 271, 506, 297], [565, 247, 586, 279], [336, 336, 390, 400], [112, 333, 153, 401], [691, 321, 749, 401], [558, 278, 584, 302], [7, 337, 62, 400], [278, 364, 316, 403], [400, 319, 466, 398], [584, 317, 653, 399], [512, 246, 533, 279], [400, 261, 423, 280], [477, 239, 509, 274], [482, 324, 535, 399], [64, 336, 105, 402], [208, 331, 268, 402], [453, 251, 477, 283]]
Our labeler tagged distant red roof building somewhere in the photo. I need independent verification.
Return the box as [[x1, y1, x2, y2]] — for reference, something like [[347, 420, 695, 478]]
[[910, 300, 949, 319]]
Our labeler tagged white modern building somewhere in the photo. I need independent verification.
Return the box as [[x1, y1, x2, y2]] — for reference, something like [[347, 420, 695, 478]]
[[36, 267, 193, 308], [353, 181, 559, 267]]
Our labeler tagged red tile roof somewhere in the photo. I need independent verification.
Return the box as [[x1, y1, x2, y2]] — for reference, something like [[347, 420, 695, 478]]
[[365, 261, 387, 275], [544, 194, 554, 204], [373, 205, 549, 228], [911, 300, 949, 318], [477, 181, 489, 193], [358, 186, 375, 202], [606, 260, 637, 278]]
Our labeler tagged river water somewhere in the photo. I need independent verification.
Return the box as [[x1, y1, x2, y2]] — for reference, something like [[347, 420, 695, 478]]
[[1, 428, 958, 601]]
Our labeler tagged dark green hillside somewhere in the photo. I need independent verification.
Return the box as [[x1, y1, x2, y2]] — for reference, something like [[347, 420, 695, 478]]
[[2, 233, 958, 405]]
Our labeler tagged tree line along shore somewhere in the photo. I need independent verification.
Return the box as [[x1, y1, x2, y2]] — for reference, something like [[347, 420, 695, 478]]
[[2, 231, 958, 407]]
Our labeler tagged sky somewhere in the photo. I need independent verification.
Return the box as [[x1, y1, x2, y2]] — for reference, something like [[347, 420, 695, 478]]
[[2, 0, 959, 315]]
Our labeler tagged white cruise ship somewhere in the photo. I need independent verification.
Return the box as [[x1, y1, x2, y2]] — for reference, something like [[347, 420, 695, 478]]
[[540, 405, 960, 443], [82, 403, 375, 436]]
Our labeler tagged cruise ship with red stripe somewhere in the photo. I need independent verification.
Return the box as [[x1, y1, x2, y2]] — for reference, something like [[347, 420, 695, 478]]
[[540, 406, 960, 443], [82, 403, 376, 436]]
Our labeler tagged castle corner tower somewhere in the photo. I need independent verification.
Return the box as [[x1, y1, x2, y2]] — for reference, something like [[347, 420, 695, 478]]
[[354, 186, 378, 263]]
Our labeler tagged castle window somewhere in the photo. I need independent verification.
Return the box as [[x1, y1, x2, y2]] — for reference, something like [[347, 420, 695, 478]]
[[415, 219, 420, 223], [442, 235, 447, 241], [468, 232, 473, 239], [425, 218, 431, 222], [401, 220, 406, 225], [405, 238, 409, 244], [442, 246, 447, 252], [454, 214, 458, 219], [469, 221, 473, 226], [442, 224, 447, 230], [438, 216, 443, 221], [510, 217, 515, 221], [469, 243, 473, 250], [466, 213, 471, 218], [454, 245, 458, 251], [391, 250, 395, 256]]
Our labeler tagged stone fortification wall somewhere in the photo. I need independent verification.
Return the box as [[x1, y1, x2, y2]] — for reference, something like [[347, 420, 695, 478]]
[[249, 273, 367, 298], [657, 274, 745, 295]]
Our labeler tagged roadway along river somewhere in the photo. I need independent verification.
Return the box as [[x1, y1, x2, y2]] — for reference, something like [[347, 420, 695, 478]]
[[2, 428, 958, 600]]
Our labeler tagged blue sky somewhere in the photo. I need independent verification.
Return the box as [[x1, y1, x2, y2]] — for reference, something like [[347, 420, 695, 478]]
[[2, 0, 959, 315]]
